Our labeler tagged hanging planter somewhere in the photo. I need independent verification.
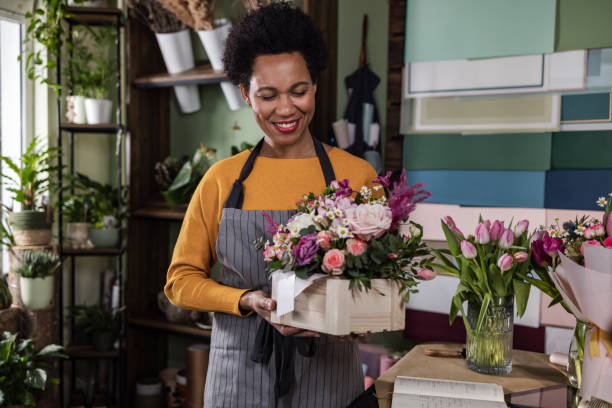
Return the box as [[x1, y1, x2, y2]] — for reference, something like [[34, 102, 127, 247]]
[[197, 19, 245, 111], [155, 29, 200, 114]]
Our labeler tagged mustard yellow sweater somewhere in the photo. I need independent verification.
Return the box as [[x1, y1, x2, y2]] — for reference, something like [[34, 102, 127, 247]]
[[165, 147, 378, 316]]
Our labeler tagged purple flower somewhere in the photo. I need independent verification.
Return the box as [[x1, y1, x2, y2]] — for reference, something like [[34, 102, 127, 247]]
[[542, 232, 563, 257], [292, 233, 320, 266], [330, 179, 352, 198], [531, 239, 552, 267], [387, 169, 431, 231], [373, 171, 392, 188]]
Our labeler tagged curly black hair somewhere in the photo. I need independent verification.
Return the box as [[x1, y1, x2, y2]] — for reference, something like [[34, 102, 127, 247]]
[[223, 2, 328, 91]]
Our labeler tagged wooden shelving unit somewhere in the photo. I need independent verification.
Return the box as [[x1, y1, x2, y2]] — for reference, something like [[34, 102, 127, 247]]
[[65, 6, 123, 26], [65, 344, 120, 360], [60, 123, 121, 133], [132, 63, 228, 88], [61, 246, 126, 256], [129, 316, 212, 338], [131, 204, 186, 221]]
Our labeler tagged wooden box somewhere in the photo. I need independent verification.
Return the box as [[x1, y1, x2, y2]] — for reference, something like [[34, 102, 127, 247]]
[[271, 277, 405, 336]]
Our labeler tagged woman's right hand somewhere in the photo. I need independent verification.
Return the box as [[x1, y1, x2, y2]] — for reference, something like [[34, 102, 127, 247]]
[[239, 290, 320, 338]]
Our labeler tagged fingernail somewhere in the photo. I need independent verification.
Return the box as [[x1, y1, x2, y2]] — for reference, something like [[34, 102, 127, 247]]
[[265, 299, 271, 309]]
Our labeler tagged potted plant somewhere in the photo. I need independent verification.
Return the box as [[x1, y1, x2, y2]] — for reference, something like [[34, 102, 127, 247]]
[[65, 26, 94, 124], [0, 137, 58, 247], [127, 0, 200, 114], [0, 331, 67, 407], [72, 26, 117, 124], [154, 0, 244, 110], [14, 250, 60, 310], [59, 193, 91, 248], [154, 144, 215, 206], [68, 0, 105, 7], [72, 304, 122, 352]]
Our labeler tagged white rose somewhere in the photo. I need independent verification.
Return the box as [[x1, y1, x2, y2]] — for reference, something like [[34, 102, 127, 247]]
[[345, 203, 392, 241], [286, 213, 316, 237]]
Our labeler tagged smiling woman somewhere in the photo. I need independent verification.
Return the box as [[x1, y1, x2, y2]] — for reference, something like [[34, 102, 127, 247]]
[[165, 3, 378, 407]]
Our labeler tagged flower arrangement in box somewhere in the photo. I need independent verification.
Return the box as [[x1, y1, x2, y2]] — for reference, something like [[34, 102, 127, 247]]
[[526, 194, 612, 407], [254, 170, 434, 335], [431, 217, 533, 375]]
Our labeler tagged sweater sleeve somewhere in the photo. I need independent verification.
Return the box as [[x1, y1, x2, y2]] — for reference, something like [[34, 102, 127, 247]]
[[164, 169, 251, 317]]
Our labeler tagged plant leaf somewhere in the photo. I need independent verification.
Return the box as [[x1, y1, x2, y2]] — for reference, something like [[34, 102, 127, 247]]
[[475, 293, 492, 335], [513, 279, 531, 318]]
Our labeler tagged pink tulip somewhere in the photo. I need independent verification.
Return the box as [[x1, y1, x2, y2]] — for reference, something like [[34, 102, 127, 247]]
[[484, 219, 491, 230], [604, 236, 612, 249], [499, 229, 514, 249], [461, 240, 477, 259], [514, 251, 529, 263], [530, 229, 545, 244], [417, 268, 437, 280], [443, 216, 456, 228], [451, 226, 465, 238], [497, 253, 514, 272], [475, 223, 490, 244], [490, 220, 504, 242], [514, 219, 529, 238], [581, 240, 601, 254]]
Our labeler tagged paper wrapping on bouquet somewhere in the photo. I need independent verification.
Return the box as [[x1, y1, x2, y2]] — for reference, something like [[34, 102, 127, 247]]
[[552, 248, 612, 403]]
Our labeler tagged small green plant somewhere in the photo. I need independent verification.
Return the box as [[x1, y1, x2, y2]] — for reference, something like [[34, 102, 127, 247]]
[[0, 137, 59, 211], [0, 213, 15, 249], [153, 144, 216, 205], [70, 25, 117, 99], [72, 305, 123, 335], [0, 331, 67, 406], [230, 141, 254, 156], [21, 0, 72, 97], [14, 250, 60, 279]]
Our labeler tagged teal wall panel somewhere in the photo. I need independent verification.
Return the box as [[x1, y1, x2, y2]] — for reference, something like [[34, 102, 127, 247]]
[[403, 133, 551, 171], [404, 170, 546, 208], [561, 94, 610, 122], [404, 0, 556, 62], [552, 132, 612, 169]]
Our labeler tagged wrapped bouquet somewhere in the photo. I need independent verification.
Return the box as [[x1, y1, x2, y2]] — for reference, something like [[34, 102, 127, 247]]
[[255, 170, 434, 335]]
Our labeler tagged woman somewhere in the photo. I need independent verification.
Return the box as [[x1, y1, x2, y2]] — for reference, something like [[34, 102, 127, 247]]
[[165, 4, 378, 407]]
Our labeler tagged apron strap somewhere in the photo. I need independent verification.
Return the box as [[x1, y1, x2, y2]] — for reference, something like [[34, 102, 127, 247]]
[[224, 136, 336, 209]]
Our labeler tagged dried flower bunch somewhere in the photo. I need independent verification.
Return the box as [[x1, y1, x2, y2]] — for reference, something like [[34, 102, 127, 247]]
[[127, 0, 186, 33], [154, 0, 217, 31], [241, 0, 275, 11]]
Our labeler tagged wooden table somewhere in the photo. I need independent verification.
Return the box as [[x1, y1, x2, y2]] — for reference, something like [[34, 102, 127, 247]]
[[374, 343, 569, 408]]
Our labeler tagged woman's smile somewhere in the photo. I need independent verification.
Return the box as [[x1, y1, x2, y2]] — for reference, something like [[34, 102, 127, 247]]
[[272, 118, 301, 133]]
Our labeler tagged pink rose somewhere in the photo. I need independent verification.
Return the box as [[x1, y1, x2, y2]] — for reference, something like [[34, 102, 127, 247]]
[[345, 203, 392, 241], [416, 268, 436, 280], [263, 246, 276, 261], [604, 236, 612, 248], [346, 238, 367, 256], [581, 240, 601, 254], [334, 196, 357, 211], [322, 249, 345, 275], [316, 231, 333, 250], [584, 224, 605, 239]]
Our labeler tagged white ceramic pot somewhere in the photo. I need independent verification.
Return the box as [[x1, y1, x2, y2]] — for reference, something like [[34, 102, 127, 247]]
[[68, 95, 86, 124], [67, 222, 89, 248], [84, 98, 112, 124], [20, 276, 53, 310], [197, 19, 245, 111], [68, 0, 103, 6], [155, 30, 200, 114]]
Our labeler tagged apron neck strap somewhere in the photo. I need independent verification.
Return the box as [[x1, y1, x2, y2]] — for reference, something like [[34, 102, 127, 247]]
[[224, 136, 336, 209]]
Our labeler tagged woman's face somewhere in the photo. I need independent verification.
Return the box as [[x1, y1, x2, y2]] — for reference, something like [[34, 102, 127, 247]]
[[241, 52, 316, 149]]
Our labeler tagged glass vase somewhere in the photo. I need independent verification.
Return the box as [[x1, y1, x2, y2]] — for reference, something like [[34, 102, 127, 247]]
[[466, 296, 514, 375], [567, 320, 589, 408]]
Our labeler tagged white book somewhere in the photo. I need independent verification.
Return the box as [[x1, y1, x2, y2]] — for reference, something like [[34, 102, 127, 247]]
[[391, 376, 508, 408]]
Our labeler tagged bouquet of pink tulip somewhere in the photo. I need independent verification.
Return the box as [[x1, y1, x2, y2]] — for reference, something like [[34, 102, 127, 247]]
[[432, 217, 533, 337], [255, 170, 435, 300]]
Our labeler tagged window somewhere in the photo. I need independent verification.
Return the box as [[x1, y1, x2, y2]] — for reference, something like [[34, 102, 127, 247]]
[[0, 17, 24, 273]]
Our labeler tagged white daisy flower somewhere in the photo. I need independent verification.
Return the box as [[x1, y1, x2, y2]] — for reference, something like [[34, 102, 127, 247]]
[[326, 212, 335, 219], [333, 208, 343, 217], [597, 197, 607, 207], [338, 228, 353, 238], [373, 186, 382, 191], [342, 218, 350, 226], [314, 215, 323, 223]]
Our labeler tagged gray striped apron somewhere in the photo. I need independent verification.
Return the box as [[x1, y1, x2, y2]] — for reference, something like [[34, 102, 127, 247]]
[[203, 137, 364, 408]]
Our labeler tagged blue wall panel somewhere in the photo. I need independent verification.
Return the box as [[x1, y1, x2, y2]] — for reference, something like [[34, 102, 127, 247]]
[[545, 170, 612, 210]]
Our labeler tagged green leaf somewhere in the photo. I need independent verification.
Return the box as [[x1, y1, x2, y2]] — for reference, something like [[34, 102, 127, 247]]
[[488, 264, 506, 297], [475, 293, 492, 335], [513, 279, 531, 318], [37, 344, 66, 359], [431, 262, 460, 277], [441, 220, 461, 257], [168, 161, 192, 191]]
